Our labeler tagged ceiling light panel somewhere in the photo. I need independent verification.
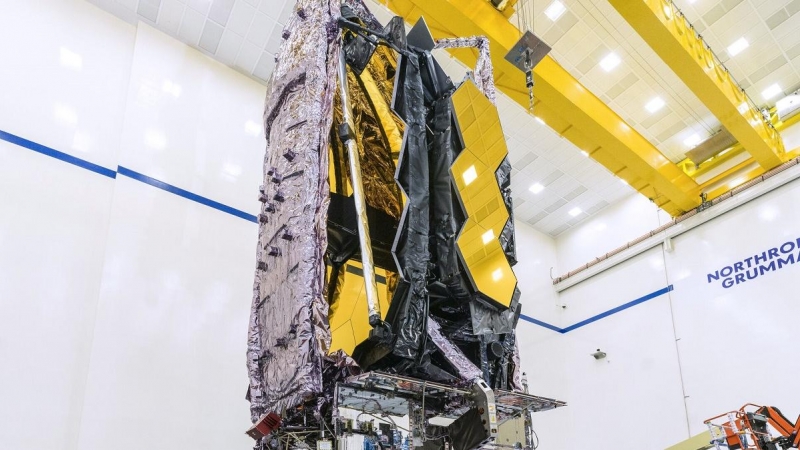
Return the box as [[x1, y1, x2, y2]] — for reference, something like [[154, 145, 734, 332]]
[[645, 97, 665, 113], [545, 1, 567, 21], [599, 52, 621, 72], [727, 37, 749, 57], [528, 0, 733, 164], [529, 183, 545, 194]]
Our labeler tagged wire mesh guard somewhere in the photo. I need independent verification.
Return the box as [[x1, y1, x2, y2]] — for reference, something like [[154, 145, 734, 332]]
[[336, 372, 566, 423]]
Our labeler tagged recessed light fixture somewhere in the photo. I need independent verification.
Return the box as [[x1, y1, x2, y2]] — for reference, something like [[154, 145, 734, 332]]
[[645, 97, 665, 113], [580, 150, 589, 157], [534, 116, 545, 125], [463, 165, 478, 185], [481, 229, 495, 245], [599, 53, 621, 72], [762, 83, 782, 101], [683, 133, 701, 148], [568, 207, 582, 217], [529, 183, 544, 194], [663, 4, 673, 19], [727, 37, 749, 57], [544, 0, 566, 21]]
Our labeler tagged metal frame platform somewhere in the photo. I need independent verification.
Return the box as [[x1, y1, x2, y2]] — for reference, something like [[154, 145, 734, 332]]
[[336, 372, 566, 424]]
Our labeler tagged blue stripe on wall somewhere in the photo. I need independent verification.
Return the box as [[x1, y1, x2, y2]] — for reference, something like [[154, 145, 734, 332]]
[[0, 128, 257, 223], [520, 285, 674, 334], [518, 314, 563, 333], [117, 166, 258, 223], [0, 130, 117, 179], [4, 128, 673, 332]]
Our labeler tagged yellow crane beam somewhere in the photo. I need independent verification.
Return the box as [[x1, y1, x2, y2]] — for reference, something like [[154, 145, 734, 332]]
[[608, 0, 785, 170], [385, 0, 701, 215]]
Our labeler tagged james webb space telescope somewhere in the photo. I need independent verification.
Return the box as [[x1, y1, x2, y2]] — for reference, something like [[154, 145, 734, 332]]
[[245, 0, 564, 449]]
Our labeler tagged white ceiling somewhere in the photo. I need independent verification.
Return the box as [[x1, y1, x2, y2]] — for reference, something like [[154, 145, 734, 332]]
[[83, 0, 658, 237], [517, 0, 720, 164], [87, 0, 291, 81], [674, 0, 800, 107], [523, 0, 800, 164]]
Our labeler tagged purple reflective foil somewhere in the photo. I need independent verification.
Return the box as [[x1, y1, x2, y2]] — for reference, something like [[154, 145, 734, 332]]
[[428, 318, 483, 381], [342, 0, 383, 30], [511, 339, 523, 391], [247, 0, 341, 422], [434, 37, 496, 105]]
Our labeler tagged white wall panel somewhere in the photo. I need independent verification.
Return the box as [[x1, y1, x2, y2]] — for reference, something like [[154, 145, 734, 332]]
[[522, 176, 800, 448], [518, 245, 687, 449], [0, 0, 134, 169], [517, 215, 690, 449], [0, 142, 115, 450], [76, 177, 256, 450], [558, 247, 668, 322], [516, 322, 569, 450], [117, 24, 267, 214], [512, 225, 568, 448], [1, 5, 265, 449], [556, 194, 669, 271], [781, 120, 800, 153], [514, 222, 561, 327], [553, 295, 689, 449], [666, 181, 800, 435]]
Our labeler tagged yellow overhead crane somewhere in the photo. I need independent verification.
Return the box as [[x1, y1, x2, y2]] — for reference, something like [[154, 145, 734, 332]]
[[382, 0, 800, 217], [383, 0, 701, 216], [607, 0, 785, 172]]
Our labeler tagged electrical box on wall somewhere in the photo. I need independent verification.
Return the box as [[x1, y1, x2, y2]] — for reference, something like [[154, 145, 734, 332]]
[[777, 93, 800, 122]]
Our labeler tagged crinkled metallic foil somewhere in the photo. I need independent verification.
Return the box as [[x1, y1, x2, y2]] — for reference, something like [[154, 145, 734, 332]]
[[511, 339, 522, 391], [330, 68, 403, 220], [387, 52, 430, 360], [469, 298, 518, 336], [495, 157, 517, 266], [428, 318, 482, 381], [365, 46, 402, 118], [430, 96, 470, 301], [247, 0, 341, 423], [342, 0, 383, 30], [317, 350, 362, 418], [434, 37, 496, 105], [248, 2, 532, 425]]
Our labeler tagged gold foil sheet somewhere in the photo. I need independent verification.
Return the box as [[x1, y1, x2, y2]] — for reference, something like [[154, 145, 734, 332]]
[[329, 65, 403, 220]]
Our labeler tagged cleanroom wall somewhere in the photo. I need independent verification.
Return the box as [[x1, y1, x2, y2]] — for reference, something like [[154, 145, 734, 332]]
[[0, 2, 264, 449], [0, 1, 135, 448], [519, 168, 800, 449], [5, 2, 800, 450]]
